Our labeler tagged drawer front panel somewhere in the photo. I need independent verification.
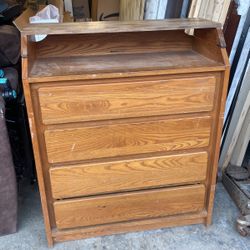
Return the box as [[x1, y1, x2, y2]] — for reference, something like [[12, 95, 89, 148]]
[[38, 76, 216, 124], [50, 152, 208, 199], [54, 185, 205, 229], [45, 116, 211, 163]]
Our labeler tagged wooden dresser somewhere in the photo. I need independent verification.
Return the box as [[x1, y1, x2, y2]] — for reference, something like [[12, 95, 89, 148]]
[[15, 14, 229, 246]]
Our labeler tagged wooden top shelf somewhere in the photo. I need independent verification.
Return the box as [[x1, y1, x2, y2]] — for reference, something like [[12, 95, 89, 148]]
[[28, 50, 224, 82], [14, 10, 221, 36]]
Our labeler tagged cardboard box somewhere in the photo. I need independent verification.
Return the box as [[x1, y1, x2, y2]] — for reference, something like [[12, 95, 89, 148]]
[[92, 0, 119, 21]]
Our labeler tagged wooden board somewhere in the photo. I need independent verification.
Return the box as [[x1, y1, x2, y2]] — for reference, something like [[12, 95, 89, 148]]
[[188, 0, 202, 19], [34, 31, 193, 58], [50, 152, 208, 198], [218, 0, 231, 25], [189, 0, 231, 25], [14, 10, 221, 35], [91, 0, 98, 20], [231, 108, 250, 166], [219, 63, 250, 169], [221, 92, 250, 169], [38, 76, 216, 125], [29, 51, 223, 79], [54, 185, 205, 229], [44, 116, 212, 163], [52, 211, 207, 242], [204, 0, 231, 24], [120, 0, 145, 21]]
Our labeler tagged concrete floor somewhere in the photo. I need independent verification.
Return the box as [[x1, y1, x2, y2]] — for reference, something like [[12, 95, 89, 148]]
[[0, 182, 250, 250]]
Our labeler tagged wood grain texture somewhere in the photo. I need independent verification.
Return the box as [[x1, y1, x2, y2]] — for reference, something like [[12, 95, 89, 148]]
[[22, 34, 54, 247], [29, 50, 223, 79], [18, 12, 229, 245], [21, 79, 54, 246], [38, 76, 216, 125], [197, 0, 231, 25], [50, 152, 208, 199], [35, 31, 192, 58], [14, 12, 221, 35], [193, 29, 224, 63], [120, 0, 145, 21], [45, 116, 212, 163], [52, 211, 207, 242], [91, 0, 98, 21], [206, 48, 230, 226], [54, 185, 205, 229], [188, 0, 202, 19], [28, 65, 226, 83]]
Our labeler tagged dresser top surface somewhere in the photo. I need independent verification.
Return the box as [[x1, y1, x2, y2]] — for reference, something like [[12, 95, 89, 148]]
[[14, 9, 221, 36], [28, 50, 224, 82]]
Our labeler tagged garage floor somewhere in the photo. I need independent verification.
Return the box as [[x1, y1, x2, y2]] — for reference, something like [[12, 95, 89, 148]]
[[0, 182, 250, 250]]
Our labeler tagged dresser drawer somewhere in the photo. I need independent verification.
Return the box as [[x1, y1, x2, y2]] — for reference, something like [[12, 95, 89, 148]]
[[38, 76, 216, 125], [50, 152, 208, 199], [45, 116, 211, 163], [54, 184, 205, 229]]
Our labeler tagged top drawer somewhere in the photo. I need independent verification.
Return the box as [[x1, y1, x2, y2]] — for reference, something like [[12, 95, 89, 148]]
[[38, 76, 216, 125]]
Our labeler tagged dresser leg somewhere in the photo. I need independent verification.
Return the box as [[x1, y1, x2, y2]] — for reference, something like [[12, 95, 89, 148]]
[[205, 216, 212, 227], [47, 236, 54, 248]]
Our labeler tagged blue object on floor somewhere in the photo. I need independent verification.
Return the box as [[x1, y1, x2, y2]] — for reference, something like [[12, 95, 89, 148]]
[[0, 69, 17, 100], [0, 69, 4, 78]]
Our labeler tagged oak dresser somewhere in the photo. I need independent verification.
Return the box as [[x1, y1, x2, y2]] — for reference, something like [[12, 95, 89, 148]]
[[14, 11, 229, 246]]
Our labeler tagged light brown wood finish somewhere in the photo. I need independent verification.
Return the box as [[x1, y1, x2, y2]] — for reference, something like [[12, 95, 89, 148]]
[[21, 33, 54, 247], [21, 80, 54, 247], [50, 152, 208, 199], [35, 31, 192, 58], [91, 0, 98, 21], [39, 76, 216, 125], [54, 185, 205, 229], [53, 211, 207, 243], [16, 13, 229, 246], [206, 49, 230, 225], [45, 116, 211, 163]]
